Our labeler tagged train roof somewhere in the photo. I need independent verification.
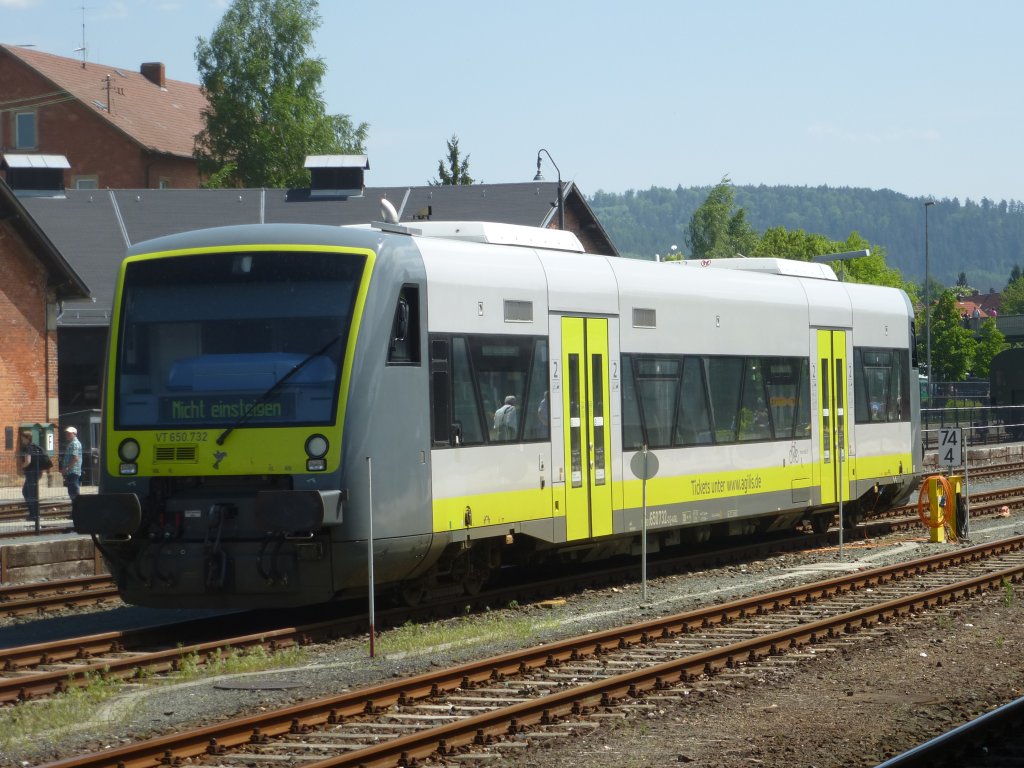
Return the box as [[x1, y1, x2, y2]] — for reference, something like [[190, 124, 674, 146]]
[[374, 220, 586, 253], [670, 257, 839, 280]]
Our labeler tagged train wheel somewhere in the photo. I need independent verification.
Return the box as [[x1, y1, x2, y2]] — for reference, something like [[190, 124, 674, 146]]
[[400, 582, 428, 607], [450, 548, 491, 597], [810, 513, 834, 534]]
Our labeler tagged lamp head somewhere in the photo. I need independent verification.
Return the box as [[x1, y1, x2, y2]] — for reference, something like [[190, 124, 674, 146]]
[[534, 154, 544, 181]]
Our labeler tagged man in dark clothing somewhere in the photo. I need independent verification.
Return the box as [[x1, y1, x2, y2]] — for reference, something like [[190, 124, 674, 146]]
[[18, 430, 42, 522]]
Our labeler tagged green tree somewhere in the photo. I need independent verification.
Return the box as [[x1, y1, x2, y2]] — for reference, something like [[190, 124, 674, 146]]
[[1003, 277, 1024, 314], [1009, 265, 1022, 287], [686, 176, 758, 260], [953, 271, 977, 298], [829, 233, 912, 291], [972, 318, 1007, 378], [430, 134, 474, 185], [928, 290, 976, 382], [753, 226, 833, 261], [195, 0, 368, 188], [753, 228, 911, 293]]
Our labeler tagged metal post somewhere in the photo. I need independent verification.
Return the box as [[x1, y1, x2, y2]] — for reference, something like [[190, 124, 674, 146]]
[[366, 456, 376, 658], [924, 201, 935, 400], [641, 445, 648, 604], [837, 433, 844, 559], [962, 441, 970, 538]]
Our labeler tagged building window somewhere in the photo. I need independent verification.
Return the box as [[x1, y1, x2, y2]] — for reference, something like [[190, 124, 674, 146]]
[[159, 177, 171, 189], [15, 111, 37, 149], [74, 176, 98, 190]]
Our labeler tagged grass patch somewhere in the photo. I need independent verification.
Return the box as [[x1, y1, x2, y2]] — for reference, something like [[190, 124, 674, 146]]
[[174, 643, 310, 680], [1001, 577, 1016, 607], [0, 671, 123, 750], [0, 644, 310, 750], [378, 613, 560, 657]]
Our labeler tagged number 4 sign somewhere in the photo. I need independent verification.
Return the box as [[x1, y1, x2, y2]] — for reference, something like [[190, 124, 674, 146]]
[[939, 427, 963, 467]]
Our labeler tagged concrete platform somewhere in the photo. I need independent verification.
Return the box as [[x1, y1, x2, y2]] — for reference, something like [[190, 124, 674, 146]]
[[0, 526, 106, 584]]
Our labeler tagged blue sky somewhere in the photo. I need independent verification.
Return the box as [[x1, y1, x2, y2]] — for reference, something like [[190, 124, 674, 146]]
[[3, 0, 1022, 203]]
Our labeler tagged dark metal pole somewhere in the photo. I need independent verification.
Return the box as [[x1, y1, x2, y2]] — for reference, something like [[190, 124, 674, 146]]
[[557, 176, 564, 231], [535, 149, 564, 230], [925, 200, 935, 399]]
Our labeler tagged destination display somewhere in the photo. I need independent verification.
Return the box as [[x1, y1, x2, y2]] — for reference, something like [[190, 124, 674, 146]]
[[159, 393, 296, 423]]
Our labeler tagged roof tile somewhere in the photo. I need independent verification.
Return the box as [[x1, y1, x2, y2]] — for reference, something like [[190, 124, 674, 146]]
[[1, 44, 206, 158]]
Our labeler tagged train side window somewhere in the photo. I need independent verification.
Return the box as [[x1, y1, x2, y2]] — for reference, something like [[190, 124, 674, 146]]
[[430, 337, 452, 445], [897, 350, 910, 420], [466, 335, 545, 444], [853, 348, 869, 422], [909, 320, 918, 370], [738, 358, 772, 442], [675, 357, 712, 445], [794, 358, 812, 437], [452, 338, 485, 445], [854, 347, 908, 424], [621, 356, 644, 450], [634, 356, 681, 449], [387, 285, 421, 365], [763, 358, 804, 440], [706, 356, 743, 443], [525, 340, 550, 440]]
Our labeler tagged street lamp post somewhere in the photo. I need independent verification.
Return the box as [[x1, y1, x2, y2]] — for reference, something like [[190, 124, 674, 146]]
[[924, 200, 935, 398], [533, 149, 564, 230]]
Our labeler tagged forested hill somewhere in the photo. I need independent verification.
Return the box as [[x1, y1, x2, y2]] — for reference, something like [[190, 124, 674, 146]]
[[588, 185, 1024, 293]]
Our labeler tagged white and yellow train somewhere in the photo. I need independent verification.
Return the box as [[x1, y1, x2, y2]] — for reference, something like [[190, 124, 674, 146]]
[[73, 218, 921, 608]]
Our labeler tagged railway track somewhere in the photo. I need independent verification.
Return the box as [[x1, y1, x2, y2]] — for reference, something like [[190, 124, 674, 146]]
[[1, 472, 1022, 709], [31, 535, 1024, 768], [0, 575, 118, 618], [2, 476, 1022, 668], [0, 525, 832, 706], [0, 499, 73, 535]]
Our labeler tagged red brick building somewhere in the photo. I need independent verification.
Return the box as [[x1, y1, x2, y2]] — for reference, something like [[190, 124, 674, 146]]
[[0, 45, 206, 190], [0, 179, 88, 481]]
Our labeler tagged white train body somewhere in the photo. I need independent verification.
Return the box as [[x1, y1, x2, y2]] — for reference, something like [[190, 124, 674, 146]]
[[76, 220, 920, 608]]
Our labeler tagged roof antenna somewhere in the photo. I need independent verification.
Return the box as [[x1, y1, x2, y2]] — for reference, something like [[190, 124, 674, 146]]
[[74, 3, 87, 68]]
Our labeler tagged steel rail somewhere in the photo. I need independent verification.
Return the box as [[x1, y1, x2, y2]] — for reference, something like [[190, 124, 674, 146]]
[[37, 535, 1024, 768], [303, 562, 1024, 768], [0, 574, 113, 604]]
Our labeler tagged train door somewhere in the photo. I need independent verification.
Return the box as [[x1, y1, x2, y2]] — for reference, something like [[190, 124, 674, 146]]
[[816, 329, 851, 505], [561, 317, 613, 541]]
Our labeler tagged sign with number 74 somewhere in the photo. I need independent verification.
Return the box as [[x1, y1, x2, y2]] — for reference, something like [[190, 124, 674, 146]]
[[938, 427, 963, 467]]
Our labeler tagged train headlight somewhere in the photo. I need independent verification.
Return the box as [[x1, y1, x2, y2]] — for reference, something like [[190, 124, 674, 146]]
[[305, 434, 328, 459], [118, 438, 140, 462], [305, 434, 328, 472], [118, 438, 140, 475]]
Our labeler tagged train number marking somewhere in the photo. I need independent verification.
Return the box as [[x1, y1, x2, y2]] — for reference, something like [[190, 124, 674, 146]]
[[154, 431, 209, 443]]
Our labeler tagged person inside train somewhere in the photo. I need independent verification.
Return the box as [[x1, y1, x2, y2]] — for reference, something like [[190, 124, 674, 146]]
[[493, 395, 519, 441]]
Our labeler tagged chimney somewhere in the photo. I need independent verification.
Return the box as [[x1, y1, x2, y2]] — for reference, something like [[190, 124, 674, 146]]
[[140, 62, 166, 87]]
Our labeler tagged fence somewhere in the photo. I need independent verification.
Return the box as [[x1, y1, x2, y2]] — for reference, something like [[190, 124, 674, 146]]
[[0, 451, 96, 505], [926, 380, 990, 408], [922, 403, 1024, 451]]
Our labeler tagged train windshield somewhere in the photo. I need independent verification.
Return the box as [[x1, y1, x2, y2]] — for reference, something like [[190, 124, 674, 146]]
[[113, 249, 364, 429]]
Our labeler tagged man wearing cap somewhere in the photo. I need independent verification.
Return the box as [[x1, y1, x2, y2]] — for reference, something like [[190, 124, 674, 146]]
[[62, 426, 83, 501]]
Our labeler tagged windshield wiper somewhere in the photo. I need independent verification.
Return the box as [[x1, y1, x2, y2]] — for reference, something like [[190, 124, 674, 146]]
[[216, 334, 343, 446]]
